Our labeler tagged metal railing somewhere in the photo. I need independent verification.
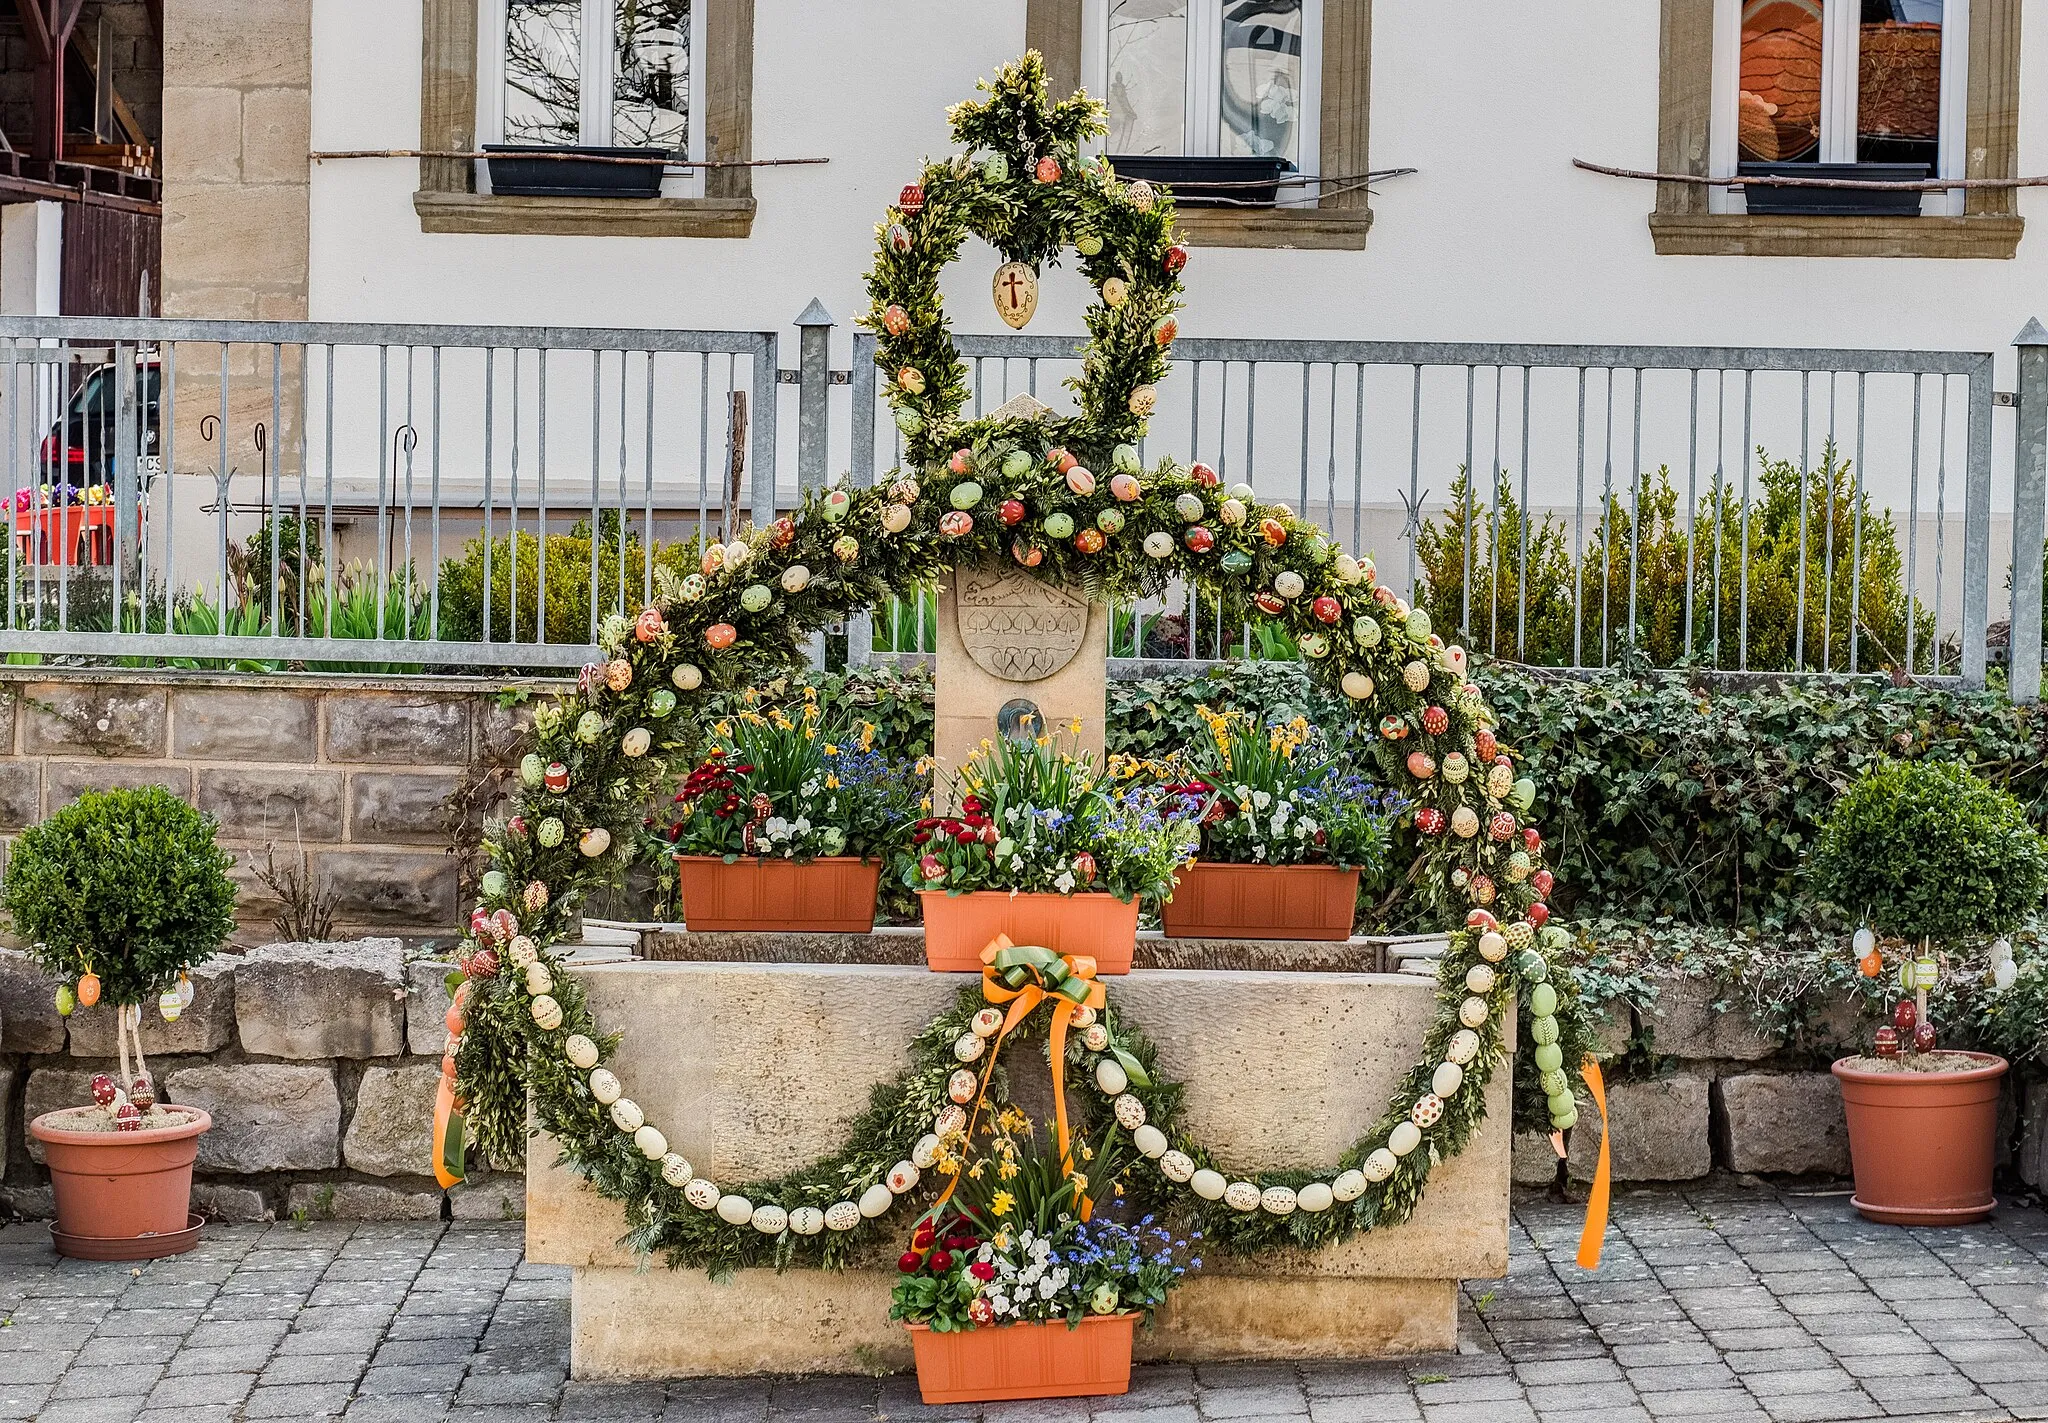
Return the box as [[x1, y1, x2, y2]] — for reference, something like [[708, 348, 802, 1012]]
[[8, 308, 2042, 701], [2, 316, 775, 669], [852, 329, 2005, 689]]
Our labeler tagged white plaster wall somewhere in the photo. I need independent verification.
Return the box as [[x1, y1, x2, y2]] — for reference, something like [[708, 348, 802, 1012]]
[[304, 1, 2048, 635]]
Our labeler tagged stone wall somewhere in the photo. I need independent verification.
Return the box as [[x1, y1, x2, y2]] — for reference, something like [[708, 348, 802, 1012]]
[[0, 670, 553, 941], [1513, 971, 2017, 1188], [0, 938, 521, 1223]]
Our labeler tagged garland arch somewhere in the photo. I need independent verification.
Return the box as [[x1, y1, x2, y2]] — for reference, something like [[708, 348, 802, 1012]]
[[446, 53, 1595, 1272]]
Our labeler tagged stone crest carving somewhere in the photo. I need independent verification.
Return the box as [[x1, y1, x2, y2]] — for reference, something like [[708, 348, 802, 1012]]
[[955, 563, 1091, 682]]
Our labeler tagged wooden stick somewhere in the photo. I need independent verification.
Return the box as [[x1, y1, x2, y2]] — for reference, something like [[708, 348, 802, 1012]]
[[1574, 157, 2048, 192]]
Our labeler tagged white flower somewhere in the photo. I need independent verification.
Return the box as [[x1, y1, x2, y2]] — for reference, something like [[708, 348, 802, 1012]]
[[1054, 871, 1076, 894], [1039, 1278, 1057, 1299], [1010, 855, 1024, 871], [1252, 790, 1271, 810], [1234, 785, 1252, 803], [794, 816, 812, 834], [764, 816, 790, 840]]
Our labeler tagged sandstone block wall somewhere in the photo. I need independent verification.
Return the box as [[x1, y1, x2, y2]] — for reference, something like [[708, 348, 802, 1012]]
[[0, 940, 516, 1223], [0, 670, 546, 940]]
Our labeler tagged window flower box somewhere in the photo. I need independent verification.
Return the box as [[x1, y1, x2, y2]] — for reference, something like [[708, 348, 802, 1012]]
[[919, 889, 1140, 973], [906, 1313, 1136, 1404], [676, 855, 882, 934], [1737, 162, 1928, 217], [1159, 862, 1358, 941]]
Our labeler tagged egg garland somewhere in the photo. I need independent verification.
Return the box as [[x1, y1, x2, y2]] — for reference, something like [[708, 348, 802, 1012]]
[[447, 51, 1582, 1278]]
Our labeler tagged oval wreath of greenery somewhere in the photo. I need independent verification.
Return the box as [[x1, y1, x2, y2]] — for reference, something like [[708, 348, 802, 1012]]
[[450, 52, 1594, 1274]]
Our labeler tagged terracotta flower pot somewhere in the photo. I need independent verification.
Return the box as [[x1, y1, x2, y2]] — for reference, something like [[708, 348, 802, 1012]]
[[919, 890, 1140, 974], [31, 1106, 212, 1260], [675, 855, 881, 933], [906, 1313, 1135, 1403], [1159, 862, 1360, 941], [1832, 1052, 2006, 1225]]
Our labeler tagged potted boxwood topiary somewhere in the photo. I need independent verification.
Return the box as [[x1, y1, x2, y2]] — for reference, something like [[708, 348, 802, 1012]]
[[1812, 759, 2048, 1225], [1, 786, 237, 1258]]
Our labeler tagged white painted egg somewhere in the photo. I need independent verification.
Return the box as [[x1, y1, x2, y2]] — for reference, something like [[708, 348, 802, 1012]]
[[858, 1182, 894, 1218], [508, 937, 538, 968], [954, 1034, 985, 1063], [1433, 1062, 1466, 1098], [1458, 996, 1489, 1029], [971, 1008, 1004, 1038], [947, 1069, 978, 1104], [1261, 1186, 1298, 1216], [684, 1178, 720, 1210], [1083, 1024, 1110, 1051], [660, 1153, 692, 1188], [886, 1161, 921, 1194], [1477, 931, 1508, 962], [609, 1098, 644, 1133], [751, 1205, 789, 1235], [1297, 1182, 1335, 1213], [912, 1133, 942, 1169], [1224, 1181, 1262, 1211], [1465, 964, 1496, 995], [1132, 1124, 1168, 1159], [1447, 1028, 1482, 1066], [1159, 1150, 1196, 1183], [789, 1207, 825, 1236], [935, 1106, 967, 1136], [530, 995, 562, 1031], [824, 1201, 861, 1231], [1410, 1093, 1445, 1128], [1363, 1148, 1398, 1181], [1388, 1122, 1423, 1157], [1332, 1167, 1369, 1199], [589, 1069, 621, 1105], [524, 961, 553, 997], [565, 1034, 599, 1070], [1096, 1059, 1129, 1095], [716, 1195, 754, 1226], [1189, 1169, 1227, 1201], [634, 1125, 667, 1160], [1114, 1094, 1146, 1129]]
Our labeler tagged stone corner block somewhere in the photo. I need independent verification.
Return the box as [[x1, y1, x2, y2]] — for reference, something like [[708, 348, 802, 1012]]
[[1716, 1072, 1851, 1176], [1570, 1073, 1712, 1183], [1644, 971, 1776, 1061], [343, 1062, 442, 1178], [405, 956, 458, 1056], [191, 1182, 275, 1224], [165, 1063, 340, 1172], [21, 682, 168, 758], [287, 1180, 442, 1222], [69, 958, 234, 1057], [450, 1172, 526, 1221], [235, 938, 408, 1058], [0, 946, 69, 1053]]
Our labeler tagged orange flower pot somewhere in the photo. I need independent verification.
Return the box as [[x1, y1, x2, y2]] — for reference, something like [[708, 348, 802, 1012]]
[[675, 855, 881, 933], [906, 1313, 1135, 1404], [919, 891, 1139, 974], [1832, 1052, 2007, 1225], [30, 1107, 211, 1260], [1159, 862, 1360, 941]]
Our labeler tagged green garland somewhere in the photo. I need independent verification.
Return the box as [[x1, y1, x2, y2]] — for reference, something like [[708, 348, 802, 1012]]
[[450, 50, 1591, 1271]]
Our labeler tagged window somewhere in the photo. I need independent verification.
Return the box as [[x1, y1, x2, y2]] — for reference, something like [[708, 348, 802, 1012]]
[[1083, 0, 1323, 202], [475, 0, 706, 197], [1707, 0, 1968, 216]]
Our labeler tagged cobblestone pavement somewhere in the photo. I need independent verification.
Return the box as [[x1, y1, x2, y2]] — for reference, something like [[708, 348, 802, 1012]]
[[6, 1182, 2048, 1421]]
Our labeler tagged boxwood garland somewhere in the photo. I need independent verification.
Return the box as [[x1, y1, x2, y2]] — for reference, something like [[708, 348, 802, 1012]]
[[448, 50, 1592, 1270]]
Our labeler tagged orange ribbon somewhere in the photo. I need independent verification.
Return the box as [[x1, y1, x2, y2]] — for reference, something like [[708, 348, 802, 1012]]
[[1575, 1057, 1611, 1269], [923, 935, 1108, 1228], [432, 981, 468, 1189]]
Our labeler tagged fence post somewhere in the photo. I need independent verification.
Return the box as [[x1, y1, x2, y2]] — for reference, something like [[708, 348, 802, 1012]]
[[2011, 320, 2048, 704], [794, 299, 836, 670], [1962, 354, 1995, 690]]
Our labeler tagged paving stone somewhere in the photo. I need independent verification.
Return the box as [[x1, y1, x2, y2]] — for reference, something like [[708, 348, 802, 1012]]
[[233, 938, 408, 1058], [242, 1381, 356, 1417]]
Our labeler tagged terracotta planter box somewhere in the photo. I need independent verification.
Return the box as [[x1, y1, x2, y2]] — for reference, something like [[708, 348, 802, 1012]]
[[1833, 1052, 2006, 1225], [906, 1313, 1135, 1403], [919, 890, 1140, 974], [31, 1106, 211, 1260], [1159, 863, 1360, 941], [675, 855, 881, 933]]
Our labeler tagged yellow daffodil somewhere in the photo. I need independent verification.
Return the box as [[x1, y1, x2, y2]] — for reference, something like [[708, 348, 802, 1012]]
[[990, 1191, 1015, 1217]]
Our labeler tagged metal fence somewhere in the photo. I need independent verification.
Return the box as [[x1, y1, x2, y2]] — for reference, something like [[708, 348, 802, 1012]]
[[8, 310, 2045, 700]]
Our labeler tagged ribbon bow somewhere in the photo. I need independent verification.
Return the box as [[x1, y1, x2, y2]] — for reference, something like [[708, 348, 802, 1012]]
[[925, 936, 1114, 1226]]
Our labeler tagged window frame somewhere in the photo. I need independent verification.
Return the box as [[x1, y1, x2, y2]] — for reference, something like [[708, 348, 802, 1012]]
[[415, 0, 755, 238], [474, 0, 708, 199], [1081, 0, 1323, 204], [1647, 0, 2021, 259], [1706, 0, 1969, 216]]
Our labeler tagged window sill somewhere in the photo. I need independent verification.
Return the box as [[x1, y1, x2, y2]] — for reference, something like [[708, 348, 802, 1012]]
[[1171, 204, 1373, 251], [413, 191, 757, 238], [1647, 211, 2021, 259]]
